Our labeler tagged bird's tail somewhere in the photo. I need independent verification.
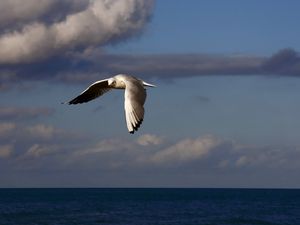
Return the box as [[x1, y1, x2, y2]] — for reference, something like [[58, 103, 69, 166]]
[[142, 81, 156, 87]]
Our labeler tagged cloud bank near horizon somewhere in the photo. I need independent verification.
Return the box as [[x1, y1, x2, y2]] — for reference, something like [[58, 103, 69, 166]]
[[1, 48, 300, 92], [82, 48, 300, 79], [1, 132, 300, 187]]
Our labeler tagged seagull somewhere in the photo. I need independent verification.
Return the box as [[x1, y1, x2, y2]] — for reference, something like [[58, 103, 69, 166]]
[[65, 74, 156, 134]]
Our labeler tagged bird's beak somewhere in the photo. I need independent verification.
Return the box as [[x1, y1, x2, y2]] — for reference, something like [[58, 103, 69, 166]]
[[142, 81, 156, 88]]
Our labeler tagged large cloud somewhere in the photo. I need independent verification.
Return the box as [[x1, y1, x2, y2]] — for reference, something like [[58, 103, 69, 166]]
[[0, 0, 154, 64], [0, 0, 87, 30]]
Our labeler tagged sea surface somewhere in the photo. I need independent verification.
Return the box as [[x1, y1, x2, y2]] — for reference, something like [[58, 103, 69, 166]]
[[0, 188, 299, 225]]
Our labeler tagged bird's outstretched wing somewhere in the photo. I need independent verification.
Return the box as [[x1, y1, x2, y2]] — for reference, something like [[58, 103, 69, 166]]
[[124, 79, 146, 133], [68, 79, 111, 104]]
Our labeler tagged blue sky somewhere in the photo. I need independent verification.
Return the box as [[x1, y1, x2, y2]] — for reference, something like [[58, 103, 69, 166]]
[[1, 0, 300, 188], [112, 0, 300, 55]]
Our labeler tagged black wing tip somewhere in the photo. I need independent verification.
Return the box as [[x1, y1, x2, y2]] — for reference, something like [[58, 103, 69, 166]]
[[68, 99, 87, 105], [68, 99, 78, 105], [129, 119, 144, 134]]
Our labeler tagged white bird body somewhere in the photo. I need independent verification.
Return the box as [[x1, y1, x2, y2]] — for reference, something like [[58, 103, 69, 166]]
[[66, 74, 155, 134]]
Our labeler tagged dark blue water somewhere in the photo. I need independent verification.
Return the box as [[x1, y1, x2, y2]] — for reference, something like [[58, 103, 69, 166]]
[[0, 188, 299, 225]]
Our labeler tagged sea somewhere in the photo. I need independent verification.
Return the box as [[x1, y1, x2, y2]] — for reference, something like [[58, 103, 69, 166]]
[[0, 188, 299, 225]]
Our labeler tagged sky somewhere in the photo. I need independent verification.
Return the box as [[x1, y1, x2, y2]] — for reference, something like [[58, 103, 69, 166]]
[[1, 0, 300, 188]]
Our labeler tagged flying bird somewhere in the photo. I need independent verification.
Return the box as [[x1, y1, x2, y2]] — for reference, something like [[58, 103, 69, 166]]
[[65, 74, 156, 134]]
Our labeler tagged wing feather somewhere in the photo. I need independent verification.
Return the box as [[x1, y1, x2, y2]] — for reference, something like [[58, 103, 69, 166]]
[[68, 79, 111, 104], [124, 80, 146, 133]]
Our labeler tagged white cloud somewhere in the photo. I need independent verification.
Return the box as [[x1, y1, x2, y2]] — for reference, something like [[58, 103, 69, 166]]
[[0, 144, 13, 158], [0, 0, 154, 64], [47, 133, 300, 171], [25, 124, 57, 140], [73, 134, 163, 160], [151, 135, 222, 164], [23, 144, 58, 158], [73, 138, 134, 157], [69, 135, 235, 169], [19, 123, 87, 145], [215, 145, 300, 170], [137, 134, 164, 146]]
